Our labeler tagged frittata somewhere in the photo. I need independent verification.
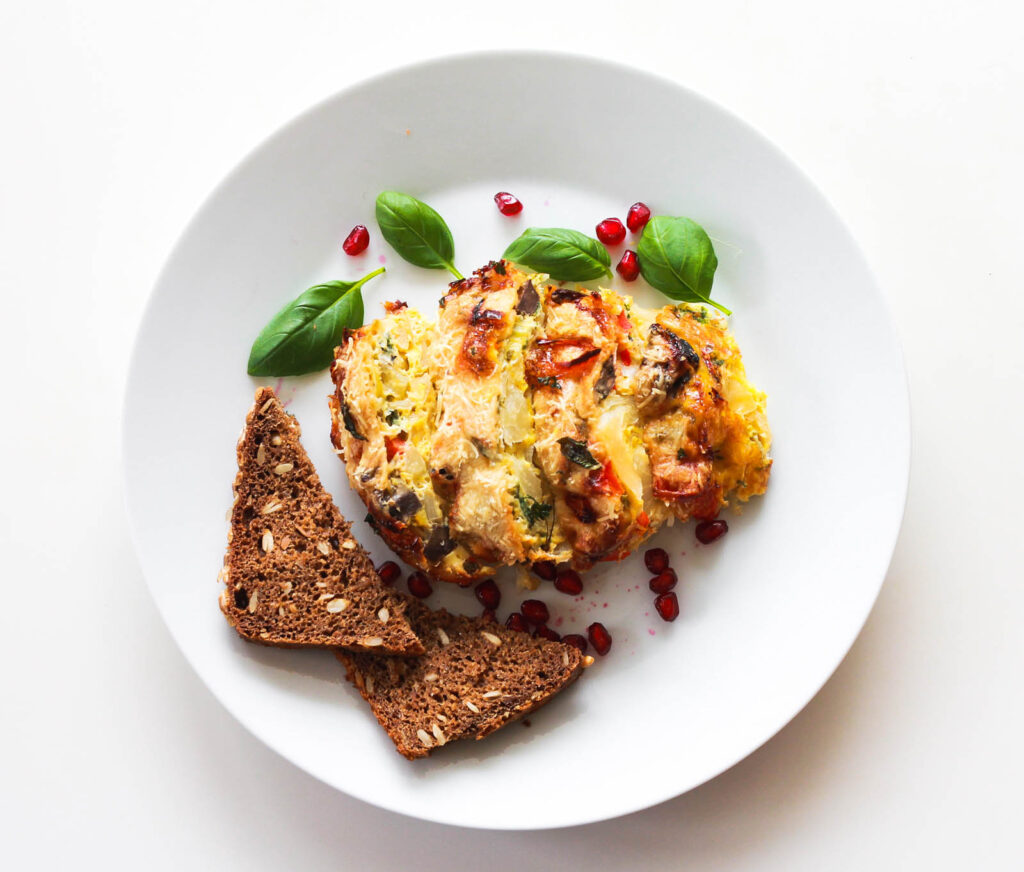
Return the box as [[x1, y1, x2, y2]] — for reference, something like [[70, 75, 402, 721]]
[[329, 261, 770, 584]]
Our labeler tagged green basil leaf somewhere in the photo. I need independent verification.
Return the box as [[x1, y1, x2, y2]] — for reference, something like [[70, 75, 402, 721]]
[[504, 227, 612, 281], [557, 437, 601, 470], [375, 191, 462, 279], [637, 216, 730, 315], [246, 267, 383, 376], [341, 401, 367, 441], [513, 486, 553, 529]]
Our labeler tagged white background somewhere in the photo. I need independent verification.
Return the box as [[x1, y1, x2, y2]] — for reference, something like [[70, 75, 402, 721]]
[[2, 1, 1022, 869]]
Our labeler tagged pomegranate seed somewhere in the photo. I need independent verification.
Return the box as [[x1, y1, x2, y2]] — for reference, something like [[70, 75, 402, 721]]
[[505, 612, 529, 633], [626, 202, 651, 233], [596, 217, 626, 245], [342, 224, 369, 255], [481, 607, 497, 623], [695, 519, 729, 544], [654, 591, 680, 622], [649, 568, 678, 594], [494, 191, 523, 216], [616, 250, 640, 281], [554, 569, 583, 596], [520, 599, 550, 625], [474, 579, 501, 610], [406, 570, 433, 598], [376, 561, 401, 586], [534, 625, 561, 642], [532, 560, 557, 581], [562, 633, 588, 654], [587, 622, 612, 656], [644, 548, 669, 574]]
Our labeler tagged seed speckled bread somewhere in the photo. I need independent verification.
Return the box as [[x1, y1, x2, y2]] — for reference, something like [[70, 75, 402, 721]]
[[337, 596, 585, 759], [219, 388, 423, 655]]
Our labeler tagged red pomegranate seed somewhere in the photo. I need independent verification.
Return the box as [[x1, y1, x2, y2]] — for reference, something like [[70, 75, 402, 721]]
[[494, 191, 523, 216], [654, 591, 680, 622], [505, 612, 529, 633], [534, 625, 561, 642], [695, 519, 729, 544], [626, 202, 651, 233], [616, 250, 640, 281], [532, 560, 557, 581], [587, 622, 612, 656], [474, 579, 501, 610], [481, 607, 497, 623], [342, 224, 369, 255], [643, 548, 669, 575], [406, 570, 433, 598], [376, 561, 401, 586], [562, 633, 588, 654], [649, 568, 678, 594], [596, 217, 626, 245], [554, 569, 583, 596], [520, 599, 550, 625]]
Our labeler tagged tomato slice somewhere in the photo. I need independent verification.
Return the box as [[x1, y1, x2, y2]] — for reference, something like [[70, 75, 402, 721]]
[[587, 459, 625, 496], [525, 337, 601, 384], [384, 434, 406, 461]]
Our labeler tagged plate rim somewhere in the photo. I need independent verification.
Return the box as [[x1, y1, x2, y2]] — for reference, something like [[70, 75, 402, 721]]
[[121, 49, 911, 830]]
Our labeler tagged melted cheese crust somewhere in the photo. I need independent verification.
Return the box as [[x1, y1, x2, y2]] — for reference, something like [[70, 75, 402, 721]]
[[330, 262, 771, 583]]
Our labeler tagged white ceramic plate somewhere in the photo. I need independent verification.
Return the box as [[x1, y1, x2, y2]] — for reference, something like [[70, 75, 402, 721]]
[[123, 52, 908, 830]]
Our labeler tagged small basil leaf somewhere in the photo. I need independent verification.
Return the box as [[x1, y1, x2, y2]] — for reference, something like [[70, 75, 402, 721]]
[[375, 190, 462, 279], [341, 402, 367, 441], [246, 267, 383, 376], [513, 486, 553, 529], [504, 227, 612, 281], [637, 216, 730, 315], [558, 437, 602, 470]]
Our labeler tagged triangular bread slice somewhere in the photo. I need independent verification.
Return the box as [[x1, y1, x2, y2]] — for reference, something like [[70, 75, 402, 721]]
[[219, 388, 423, 655], [337, 596, 585, 758]]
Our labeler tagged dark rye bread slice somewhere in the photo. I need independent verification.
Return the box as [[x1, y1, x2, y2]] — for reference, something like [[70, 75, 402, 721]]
[[219, 388, 423, 655], [337, 596, 586, 759]]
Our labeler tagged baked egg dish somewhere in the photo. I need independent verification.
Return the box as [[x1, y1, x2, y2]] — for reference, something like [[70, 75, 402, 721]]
[[329, 261, 770, 584]]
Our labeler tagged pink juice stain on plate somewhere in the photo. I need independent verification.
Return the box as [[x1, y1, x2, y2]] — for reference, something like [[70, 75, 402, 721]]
[[273, 378, 293, 407]]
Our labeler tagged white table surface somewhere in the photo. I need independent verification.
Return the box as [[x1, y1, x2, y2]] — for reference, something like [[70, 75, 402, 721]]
[[3, 2, 1022, 869]]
